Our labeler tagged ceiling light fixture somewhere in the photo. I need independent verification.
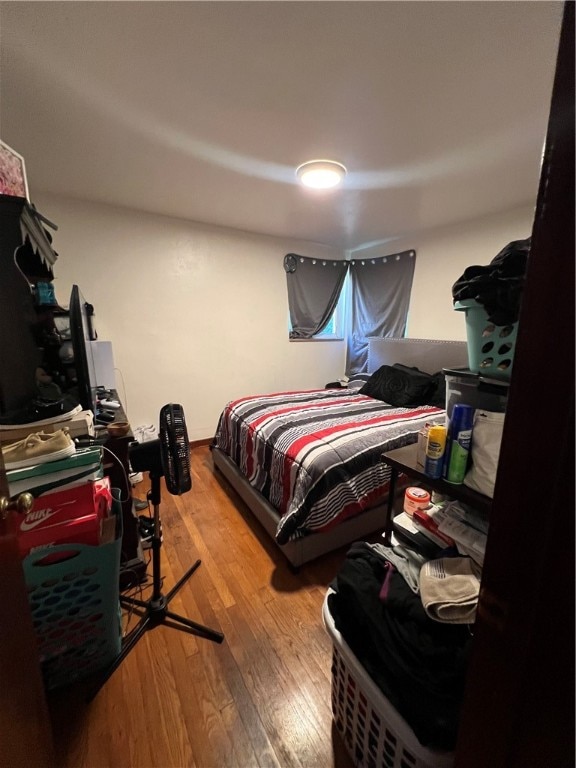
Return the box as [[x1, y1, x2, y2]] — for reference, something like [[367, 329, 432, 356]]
[[296, 159, 347, 189]]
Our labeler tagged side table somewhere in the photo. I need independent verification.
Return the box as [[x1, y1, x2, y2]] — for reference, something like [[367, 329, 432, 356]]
[[381, 443, 492, 544]]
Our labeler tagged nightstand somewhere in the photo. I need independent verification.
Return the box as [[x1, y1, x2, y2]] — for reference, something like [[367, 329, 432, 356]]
[[381, 443, 492, 544]]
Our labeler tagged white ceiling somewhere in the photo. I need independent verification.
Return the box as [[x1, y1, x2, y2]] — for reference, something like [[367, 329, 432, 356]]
[[0, 2, 563, 251]]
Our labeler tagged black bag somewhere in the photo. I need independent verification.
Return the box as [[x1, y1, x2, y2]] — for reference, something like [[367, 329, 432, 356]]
[[452, 238, 530, 325]]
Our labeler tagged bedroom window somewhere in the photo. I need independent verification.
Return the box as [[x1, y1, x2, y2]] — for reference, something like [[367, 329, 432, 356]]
[[287, 305, 343, 339], [284, 253, 349, 340], [314, 313, 337, 338], [346, 250, 416, 373], [283, 249, 414, 351], [287, 270, 348, 340], [313, 273, 348, 338]]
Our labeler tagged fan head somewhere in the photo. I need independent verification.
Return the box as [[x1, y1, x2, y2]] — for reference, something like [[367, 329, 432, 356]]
[[128, 403, 192, 496], [159, 403, 192, 495]]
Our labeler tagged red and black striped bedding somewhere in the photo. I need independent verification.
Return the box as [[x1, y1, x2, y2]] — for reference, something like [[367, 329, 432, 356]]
[[212, 388, 445, 544]]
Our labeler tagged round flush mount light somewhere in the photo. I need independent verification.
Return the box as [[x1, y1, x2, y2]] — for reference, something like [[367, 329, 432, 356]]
[[296, 159, 347, 189]]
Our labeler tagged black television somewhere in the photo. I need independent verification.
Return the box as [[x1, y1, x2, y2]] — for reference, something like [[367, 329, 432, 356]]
[[69, 284, 98, 414]]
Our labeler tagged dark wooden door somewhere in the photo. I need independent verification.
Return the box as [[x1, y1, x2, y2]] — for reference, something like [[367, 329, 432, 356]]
[[0, 453, 55, 767], [455, 4, 574, 766]]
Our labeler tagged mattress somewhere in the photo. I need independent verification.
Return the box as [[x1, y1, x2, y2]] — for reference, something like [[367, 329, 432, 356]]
[[212, 388, 445, 544]]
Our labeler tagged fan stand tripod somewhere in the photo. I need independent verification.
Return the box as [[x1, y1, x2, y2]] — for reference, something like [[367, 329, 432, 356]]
[[95, 468, 224, 692]]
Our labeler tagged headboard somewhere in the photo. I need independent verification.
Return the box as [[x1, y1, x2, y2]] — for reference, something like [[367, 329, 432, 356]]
[[367, 337, 468, 375]]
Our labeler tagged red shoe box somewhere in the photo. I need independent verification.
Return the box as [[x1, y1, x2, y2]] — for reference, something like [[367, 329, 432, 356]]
[[16, 477, 112, 558]]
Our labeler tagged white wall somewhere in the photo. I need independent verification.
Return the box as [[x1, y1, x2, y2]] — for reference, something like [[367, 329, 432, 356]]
[[372, 205, 535, 340], [35, 194, 346, 440], [35, 194, 535, 439]]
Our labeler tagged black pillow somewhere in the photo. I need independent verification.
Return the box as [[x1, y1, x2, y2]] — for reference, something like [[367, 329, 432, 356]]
[[359, 364, 435, 407], [425, 371, 447, 408], [393, 364, 448, 408]]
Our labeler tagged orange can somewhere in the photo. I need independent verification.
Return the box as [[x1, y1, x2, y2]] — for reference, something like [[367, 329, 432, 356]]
[[403, 487, 431, 517]]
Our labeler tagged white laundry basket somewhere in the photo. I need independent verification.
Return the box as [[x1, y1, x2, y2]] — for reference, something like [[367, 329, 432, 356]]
[[322, 591, 454, 768]]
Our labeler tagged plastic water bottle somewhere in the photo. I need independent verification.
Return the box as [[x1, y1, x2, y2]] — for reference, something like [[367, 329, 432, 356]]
[[444, 404, 474, 484]]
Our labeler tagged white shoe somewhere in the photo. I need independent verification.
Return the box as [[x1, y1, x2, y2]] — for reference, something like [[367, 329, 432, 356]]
[[129, 471, 143, 485], [133, 424, 158, 443]]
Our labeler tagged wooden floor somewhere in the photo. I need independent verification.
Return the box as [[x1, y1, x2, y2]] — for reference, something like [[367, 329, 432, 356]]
[[47, 445, 356, 768]]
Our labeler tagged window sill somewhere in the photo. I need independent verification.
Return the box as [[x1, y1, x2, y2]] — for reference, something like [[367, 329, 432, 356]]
[[289, 336, 344, 342]]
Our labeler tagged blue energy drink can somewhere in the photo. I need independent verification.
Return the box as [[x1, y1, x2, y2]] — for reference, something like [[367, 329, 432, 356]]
[[444, 404, 474, 484]]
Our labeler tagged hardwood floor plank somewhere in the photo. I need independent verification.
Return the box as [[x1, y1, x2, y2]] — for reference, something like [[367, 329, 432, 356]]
[[48, 446, 355, 768], [174, 505, 237, 610], [139, 628, 196, 768], [263, 594, 333, 691], [119, 650, 156, 768], [208, 605, 283, 768], [217, 601, 308, 768], [166, 633, 238, 768], [227, 586, 337, 768], [219, 700, 260, 768]]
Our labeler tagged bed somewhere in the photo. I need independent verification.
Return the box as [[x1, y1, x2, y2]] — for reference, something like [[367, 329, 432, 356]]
[[211, 338, 467, 568]]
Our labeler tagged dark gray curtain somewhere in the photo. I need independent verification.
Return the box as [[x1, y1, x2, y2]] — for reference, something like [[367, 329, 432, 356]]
[[346, 250, 416, 374], [285, 253, 350, 339]]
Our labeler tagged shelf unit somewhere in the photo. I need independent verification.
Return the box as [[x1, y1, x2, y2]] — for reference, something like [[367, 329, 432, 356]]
[[381, 443, 491, 544], [0, 194, 58, 415]]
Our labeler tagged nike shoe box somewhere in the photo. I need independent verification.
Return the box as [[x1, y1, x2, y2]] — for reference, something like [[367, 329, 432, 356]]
[[16, 476, 112, 558]]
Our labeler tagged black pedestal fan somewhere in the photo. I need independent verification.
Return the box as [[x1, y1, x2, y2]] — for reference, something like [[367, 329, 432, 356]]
[[96, 404, 223, 692]]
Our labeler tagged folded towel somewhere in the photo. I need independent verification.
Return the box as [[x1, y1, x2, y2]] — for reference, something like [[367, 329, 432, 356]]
[[419, 557, 481, 624]]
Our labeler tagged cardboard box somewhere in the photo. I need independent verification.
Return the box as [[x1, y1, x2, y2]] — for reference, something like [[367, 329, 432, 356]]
[[23, 514, 103, 558]]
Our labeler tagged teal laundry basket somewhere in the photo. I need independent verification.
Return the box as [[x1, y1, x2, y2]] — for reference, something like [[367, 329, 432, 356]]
[[454, 299, 517, 380], [23, 490, 123, 690]]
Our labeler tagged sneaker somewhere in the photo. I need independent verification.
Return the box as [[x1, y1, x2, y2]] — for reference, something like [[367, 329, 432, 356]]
[[133, 424, 158, 443], [1, 429, 76, 470], [0, 396, 82, 430], [139, 518, 162, 549], [138, 515, 154, 531]]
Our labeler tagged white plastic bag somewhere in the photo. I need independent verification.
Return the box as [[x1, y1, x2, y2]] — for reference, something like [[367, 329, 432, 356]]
[[463, 409, 505, 498]]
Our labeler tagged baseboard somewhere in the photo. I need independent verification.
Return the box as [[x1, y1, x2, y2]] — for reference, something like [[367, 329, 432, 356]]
[[189, 438, 213, 449]]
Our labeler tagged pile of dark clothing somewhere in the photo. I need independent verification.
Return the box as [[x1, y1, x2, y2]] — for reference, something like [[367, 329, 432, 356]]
[[451, 237, 531, 325], [328, 542, 472, 751]]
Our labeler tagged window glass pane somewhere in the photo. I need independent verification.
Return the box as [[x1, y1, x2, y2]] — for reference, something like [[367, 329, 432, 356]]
[[315, 314, 336, 336]]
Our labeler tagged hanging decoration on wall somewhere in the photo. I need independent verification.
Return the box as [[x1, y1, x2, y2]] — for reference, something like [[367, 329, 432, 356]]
[[0, 140, 29, 200]]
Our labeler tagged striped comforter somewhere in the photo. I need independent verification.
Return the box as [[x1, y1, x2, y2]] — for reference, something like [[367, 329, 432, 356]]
[[212, 388, 444, 544]]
